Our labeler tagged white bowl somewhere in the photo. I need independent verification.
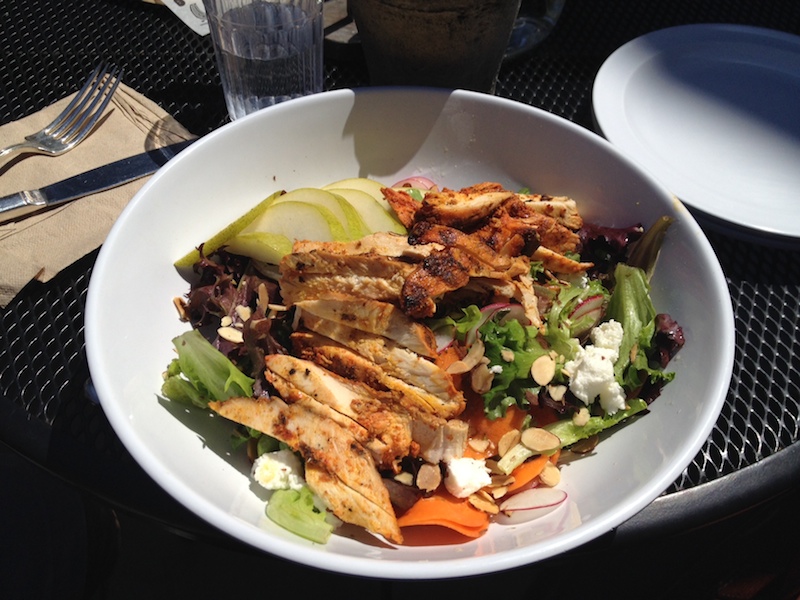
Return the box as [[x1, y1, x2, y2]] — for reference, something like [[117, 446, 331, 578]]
[[85, 88, 734, 579]]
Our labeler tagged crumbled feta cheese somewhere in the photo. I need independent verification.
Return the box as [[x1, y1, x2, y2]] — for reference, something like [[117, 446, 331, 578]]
[[564, 320, 626, 415], [444, 457, 491, 498], [590, 319, 624, 352], [251, 449, 305, 491], [489, 365, 503, 374]]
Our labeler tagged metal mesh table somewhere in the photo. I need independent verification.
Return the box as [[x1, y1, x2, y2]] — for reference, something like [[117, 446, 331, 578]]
[[2, 0, 799, 546]]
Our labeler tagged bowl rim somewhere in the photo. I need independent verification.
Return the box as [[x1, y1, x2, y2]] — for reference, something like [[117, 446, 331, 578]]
[[86, 87, 735, 579]]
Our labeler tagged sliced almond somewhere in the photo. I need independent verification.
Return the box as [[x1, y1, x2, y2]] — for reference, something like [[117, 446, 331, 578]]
[[415, 463, 442, 492], [394, 471, 414, 486], [256, 283, 271, 314], [530, 354, 556, 385], [470, 361, 495, 394], [220, 315, 233, 327], [172, 297, 189, 321], [520, 427, 561, 454], [468, 437, 491, 454], [501, 348, 515, 363], [446, 339, 485, 374], [497, 429, 521, 457], [217, 325, 244, 344], [490, 474, 515, 488], [572, 406, 590, 427], [548, 384, 568, 401], [468, 490, 499, 515], [490, 485, 509, 500], [538, 461, 561, 487], [485, 458, 503, 475], [235, 305, 252, 322]]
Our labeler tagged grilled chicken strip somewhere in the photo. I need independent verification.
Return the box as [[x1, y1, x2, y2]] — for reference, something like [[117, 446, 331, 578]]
[[264, 354, 413, 468], [408, 221, 530, 275], [208, 395, 403, 544], [413, 186, 515, 230], [295, 296, 438, 358], [292, 231, 441, 260], [304, 462, 403, 544], [532, 246, 594, 274], [504, 198, 582, 255], [291, 330, 449, 430], [519, 194, 583, 230], [401, 244, 529, 319], [280, 250, 417, 305], [299, 313, 465, 418]]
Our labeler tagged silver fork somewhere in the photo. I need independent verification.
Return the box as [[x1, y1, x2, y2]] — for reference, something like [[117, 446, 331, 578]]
[[0, 63, 124, 168]]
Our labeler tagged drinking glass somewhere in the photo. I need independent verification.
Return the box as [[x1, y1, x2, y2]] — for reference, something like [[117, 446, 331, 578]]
[[203, 0, 324, 120], [349, 0, 521, 93], [505, 0, 566, 60]]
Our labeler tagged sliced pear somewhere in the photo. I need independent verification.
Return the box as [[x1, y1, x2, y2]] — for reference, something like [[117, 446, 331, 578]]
[[328, 188, 407, 235], [223, 232, 293, 265], [174, 190, 284, 268], [322, 177, 391, 211], [226, 201, 341, 264], [252, 187, 368, 240], [243, 191, 350, 241]]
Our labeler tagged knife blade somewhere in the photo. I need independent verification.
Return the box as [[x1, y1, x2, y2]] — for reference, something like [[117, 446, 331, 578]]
[[0, 139, 197, 223]]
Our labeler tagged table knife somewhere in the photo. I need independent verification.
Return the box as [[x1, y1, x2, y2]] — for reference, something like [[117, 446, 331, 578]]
[[0, 139, 197, 223]]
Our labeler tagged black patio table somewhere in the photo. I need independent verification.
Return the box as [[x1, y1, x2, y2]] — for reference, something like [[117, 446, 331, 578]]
[[2, 0, 799, 582]]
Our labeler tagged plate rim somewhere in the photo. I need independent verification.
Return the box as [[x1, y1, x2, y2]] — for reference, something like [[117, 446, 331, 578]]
[[592, 23, 800, 242]]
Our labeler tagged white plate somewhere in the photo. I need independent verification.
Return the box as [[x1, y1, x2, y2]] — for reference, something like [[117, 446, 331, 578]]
[[593, 24, 800, 241], [85, 88, 734, 579]]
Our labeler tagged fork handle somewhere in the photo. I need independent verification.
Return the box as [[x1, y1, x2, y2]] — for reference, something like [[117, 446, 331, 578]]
[[0, 142, 33, 169]]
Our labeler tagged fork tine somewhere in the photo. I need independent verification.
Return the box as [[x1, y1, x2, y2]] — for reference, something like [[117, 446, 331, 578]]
[[50, 63, 121, 141], [60, 64, 124, 145], [44, 63, 107, 135]]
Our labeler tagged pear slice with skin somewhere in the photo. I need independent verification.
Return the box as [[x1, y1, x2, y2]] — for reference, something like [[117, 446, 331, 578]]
[[322, 177, 391, 211], [225, 201, 342, 265], [254, 187, 368, 240], [174, 190, 284, 268], [328, 188, 407, 235]]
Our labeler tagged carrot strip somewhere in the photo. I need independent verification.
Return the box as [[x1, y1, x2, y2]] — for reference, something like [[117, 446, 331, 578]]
[[397, 491, 490, 538], [435, 344, 466, 391], [464, 402, 528, 447], [505, 449, 563, 494], [505, 454, 549, 494]]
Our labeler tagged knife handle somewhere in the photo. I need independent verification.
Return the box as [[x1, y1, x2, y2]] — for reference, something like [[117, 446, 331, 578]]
[[0, 190, 46, 224]]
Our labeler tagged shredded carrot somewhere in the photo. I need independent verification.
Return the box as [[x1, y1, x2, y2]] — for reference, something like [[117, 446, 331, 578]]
[[435, 344, 466, 390], [397, 490, 490, 539], [505, 449, 563, 494], [464, 402, 528, 447], [505, 455, 549, 494], [435, 344, 463, 370]]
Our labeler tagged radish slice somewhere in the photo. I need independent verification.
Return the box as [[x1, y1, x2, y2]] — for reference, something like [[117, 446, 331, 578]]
[[392, 176, 437, 190], [568, 294, 605, 338], [433, 324, 456, 352], [496, 487, 568, 525]]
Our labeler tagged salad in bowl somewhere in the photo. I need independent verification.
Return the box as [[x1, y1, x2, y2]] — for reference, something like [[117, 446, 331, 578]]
[[161, 176, 684, 545], [85, 88, 733, 578]]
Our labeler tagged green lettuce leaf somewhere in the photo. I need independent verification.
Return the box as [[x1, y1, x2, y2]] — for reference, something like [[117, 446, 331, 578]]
[[161, 329, 255, 408], [544, 398, 648, 447], [266, 486, 334, 544], [605, 264, 656, 389]]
